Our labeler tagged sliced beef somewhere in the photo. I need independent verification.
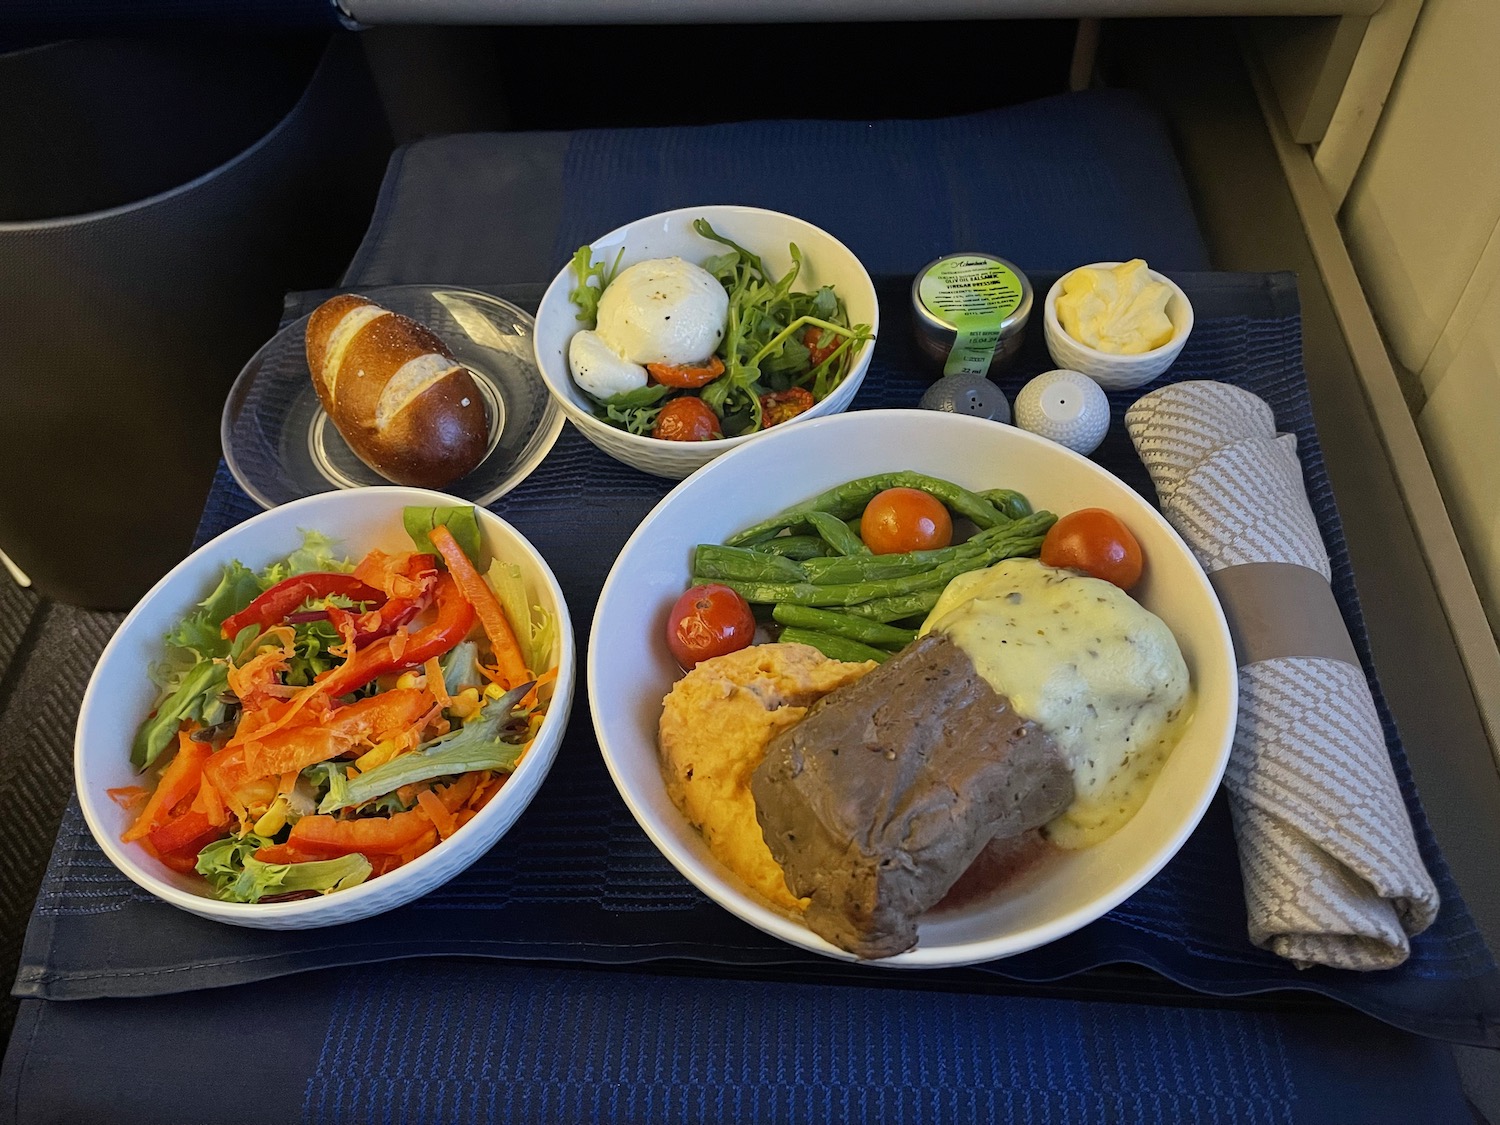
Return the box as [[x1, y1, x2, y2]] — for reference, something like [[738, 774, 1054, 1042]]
[[752, 632, 1073, 959]]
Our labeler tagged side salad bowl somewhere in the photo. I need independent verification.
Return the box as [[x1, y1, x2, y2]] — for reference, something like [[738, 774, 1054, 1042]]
[[533, 205, 880, 480], [76, 487, 575, 929], [590, 409, 1236, 967]]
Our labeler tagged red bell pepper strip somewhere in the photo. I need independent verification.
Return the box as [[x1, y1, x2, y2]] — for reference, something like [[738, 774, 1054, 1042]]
[[220, 573, 385, 640], [427, 525, 529, 688], [147, 809, 227, 857], [313, 573, 475, 700], [252, 842, 323, 865], [121, 736, 213, 843], [286, 808, 435, 857]]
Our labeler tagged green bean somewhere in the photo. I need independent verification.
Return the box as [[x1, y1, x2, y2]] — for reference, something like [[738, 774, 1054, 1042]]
[[805, 511, 870, 557], [800, 513, 1055, 585], [772, 604, 917, 649], [777, 627, 890, 664], [724, 471, 1015, 546], [980, 488, 1033, 521], [840, 590, 944, 623], [693, 544, 808, 584], [802, 541, 991, 585], [749, 535, 828, 560], [715, 530, 1046, 608], [724, 475, 903, 545]]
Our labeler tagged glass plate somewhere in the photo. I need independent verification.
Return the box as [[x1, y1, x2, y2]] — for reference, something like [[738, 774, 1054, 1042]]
[[222, 286, 565, 509]]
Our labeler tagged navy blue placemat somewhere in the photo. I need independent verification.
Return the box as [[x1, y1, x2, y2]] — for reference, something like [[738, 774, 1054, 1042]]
[[1, 958, 1476, 1125], [17, 274, 1499, 1048]]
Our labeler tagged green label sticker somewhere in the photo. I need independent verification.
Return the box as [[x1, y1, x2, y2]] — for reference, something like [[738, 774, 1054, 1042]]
[[918, 256, 1025, 377]]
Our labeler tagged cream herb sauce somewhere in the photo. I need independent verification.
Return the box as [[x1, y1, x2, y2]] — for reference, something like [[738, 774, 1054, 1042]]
[[922, 558, 1191, 848]]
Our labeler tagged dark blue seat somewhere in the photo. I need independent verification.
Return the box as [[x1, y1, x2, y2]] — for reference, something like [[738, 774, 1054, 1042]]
[[345, 88, 1211, 289]]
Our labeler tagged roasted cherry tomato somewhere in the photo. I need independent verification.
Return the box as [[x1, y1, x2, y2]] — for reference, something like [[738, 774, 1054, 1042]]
[[859, 488, 954, 555], [666, 583, 756, 668], [1040, 508, 1144, 590], [802, 326, 841, 367], [646, 355, 725, 389], [759, 387, 815, 428], [652, 397, 723, 442]]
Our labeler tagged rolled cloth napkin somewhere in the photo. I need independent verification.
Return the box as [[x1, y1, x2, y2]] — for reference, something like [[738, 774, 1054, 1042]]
[[1125, 380, 1439, 971]]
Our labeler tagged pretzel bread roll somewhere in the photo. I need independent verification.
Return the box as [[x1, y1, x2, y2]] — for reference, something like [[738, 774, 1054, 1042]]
[[305, 294, 490, 488]]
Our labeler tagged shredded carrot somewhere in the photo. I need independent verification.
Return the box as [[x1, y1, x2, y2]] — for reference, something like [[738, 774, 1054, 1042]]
[[468, 774, 509, 814], [521, 665, 559, 710], [424, 657, 451, 709], [226, 626, 297, 705], [397, 827, 440, 866], [436, 773, 479, 813], [225, 688, 333, 752], [428, 525, 528, 688], [107, 786, 150, 814], [416, 789, 457, 839], [190, 776, 228, 827]]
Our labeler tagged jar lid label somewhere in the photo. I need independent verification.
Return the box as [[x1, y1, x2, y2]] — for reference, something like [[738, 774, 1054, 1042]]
[[918, 256, 1026, 376]]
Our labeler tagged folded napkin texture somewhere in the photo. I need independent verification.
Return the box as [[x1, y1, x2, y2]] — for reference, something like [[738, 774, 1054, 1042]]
[[1126, 380, 1439, 971]]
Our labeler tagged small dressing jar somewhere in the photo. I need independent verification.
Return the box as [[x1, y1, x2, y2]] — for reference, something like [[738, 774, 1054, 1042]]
[[911, 253, 1033, 378]]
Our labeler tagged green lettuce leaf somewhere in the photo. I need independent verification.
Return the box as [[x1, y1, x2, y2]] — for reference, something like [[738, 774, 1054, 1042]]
[[196, 834, 371, 903], [439, 640, 484, 696], [258, 530, 353, 588], [404, 505, 484, 569], [319, 693, 531, 814]]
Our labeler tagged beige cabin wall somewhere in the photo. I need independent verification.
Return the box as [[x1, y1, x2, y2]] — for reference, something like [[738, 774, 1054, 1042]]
[[1340, 0, 1500, 636]]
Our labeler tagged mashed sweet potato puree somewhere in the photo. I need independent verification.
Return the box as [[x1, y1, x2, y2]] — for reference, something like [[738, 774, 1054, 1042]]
[[657, 643, 874, 911]]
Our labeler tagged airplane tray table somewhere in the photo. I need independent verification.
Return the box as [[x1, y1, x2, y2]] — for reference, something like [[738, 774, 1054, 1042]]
[[12, 276, 1500, 1055]]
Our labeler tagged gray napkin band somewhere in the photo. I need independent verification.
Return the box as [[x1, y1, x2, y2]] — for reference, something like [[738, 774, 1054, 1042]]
[[1208, 562, 1360, 668]]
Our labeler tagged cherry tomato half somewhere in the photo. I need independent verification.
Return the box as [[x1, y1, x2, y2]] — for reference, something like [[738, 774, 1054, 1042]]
[[1039, 508, 1144, 590], [859, 488, 954, 555], [759, 387, 815, 428], [652, 397, 722, 442], [666, 584, 756, 668], [646, 355, 725, 389], [803, 326, 841, 367]]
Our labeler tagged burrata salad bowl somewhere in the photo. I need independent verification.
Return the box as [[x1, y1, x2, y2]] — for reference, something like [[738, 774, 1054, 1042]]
[[532, 205, 880, 480], [589, 409, 1236, 968], [75, 487, 575, 929]]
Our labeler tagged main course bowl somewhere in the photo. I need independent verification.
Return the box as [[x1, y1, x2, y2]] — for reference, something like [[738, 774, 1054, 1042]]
[[533, 205, 880, 480], [589, 409, 1236, 967], [76, 487, 576, 929]]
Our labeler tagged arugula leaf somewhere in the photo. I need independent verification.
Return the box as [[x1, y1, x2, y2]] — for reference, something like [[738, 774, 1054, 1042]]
[[403, 506, 484, 569], [569, 244, 625, 326]]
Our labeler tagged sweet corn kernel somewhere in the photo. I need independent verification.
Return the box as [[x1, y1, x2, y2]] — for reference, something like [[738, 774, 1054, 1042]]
[[253, 797, 289, 837], [395, 672, 422, 690], [483, 683, 505, 700], [450, 687, 483, 720], [355, 738, 401, 773]]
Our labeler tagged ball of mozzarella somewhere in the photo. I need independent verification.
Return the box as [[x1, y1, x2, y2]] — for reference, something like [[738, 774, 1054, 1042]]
[[568, 329, 649, 400], [596, 257, 729, 366]]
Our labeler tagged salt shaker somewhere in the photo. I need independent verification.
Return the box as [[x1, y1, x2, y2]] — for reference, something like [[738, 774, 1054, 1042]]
[[1014, 369, 1110, 455]]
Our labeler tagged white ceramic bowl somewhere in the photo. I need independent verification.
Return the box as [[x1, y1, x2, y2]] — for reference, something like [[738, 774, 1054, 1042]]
[[533, 205, 879, 479], [76, 487, 575, 929], [1043, 262, 1194, 390], [590, 409, 1235, 968]]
